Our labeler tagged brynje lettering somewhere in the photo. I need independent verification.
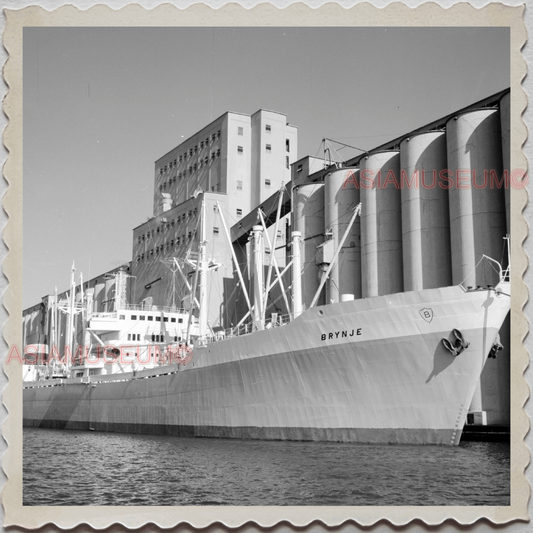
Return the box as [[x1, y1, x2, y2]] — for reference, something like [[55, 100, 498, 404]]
[[321, 329, 362, 341]]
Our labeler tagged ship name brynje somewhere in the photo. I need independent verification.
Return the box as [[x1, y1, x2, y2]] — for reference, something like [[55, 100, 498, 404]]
[[321, 329, 362, 341]]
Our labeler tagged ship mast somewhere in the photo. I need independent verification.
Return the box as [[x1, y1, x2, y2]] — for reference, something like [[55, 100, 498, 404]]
[[185, 193, 208, 343], [198, 194, 208, 337], [291, 231, 303, 318], [251, 225, 265, 330], [65, 262, 76, 371]]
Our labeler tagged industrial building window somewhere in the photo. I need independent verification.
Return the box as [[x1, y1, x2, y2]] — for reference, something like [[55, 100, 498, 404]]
[[297, 164, 303, 173], [194, 163, 197, 171], [212, 133, 216, 141], [286, 156, 290, 169], [177, 236, 180, 245], [238, 127, 243, 135], [236, 208, 242, 217], [237, 146, 243, 153], [286, 139, 290, 151], [265, 179, 271, 187], [217, 148, 221, 157], [266, 144, 272, 152], [265, 124, 271, 132], [170, 239, 174, 246], [189, 149, 193, 156], [188, 231, 192, 240], [216, 183, 221, 192], [150, 250, 154, 257], [171, 220, 175, 227], [237, 180, 243, 190], [213, 227, 219, 235], [179, 155, 183, 163], [211, 153, 215, 161], [217, 130, 221, 138], [205, 157, 208, 164], [174, 159, 177, 166], [200, 141, 204, 149], [194, 145, 198, 153]]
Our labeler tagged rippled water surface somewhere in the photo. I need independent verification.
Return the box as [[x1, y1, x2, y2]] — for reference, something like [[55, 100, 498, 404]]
[[23, 428, 510, 506]]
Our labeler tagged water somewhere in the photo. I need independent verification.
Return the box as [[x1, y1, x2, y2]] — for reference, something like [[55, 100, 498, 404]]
[[23, 428, 510, 506]]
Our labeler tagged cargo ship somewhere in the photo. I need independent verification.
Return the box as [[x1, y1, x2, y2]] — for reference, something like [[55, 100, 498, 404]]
[[23, 94, 512, 444], [22, 192, 511, 445]]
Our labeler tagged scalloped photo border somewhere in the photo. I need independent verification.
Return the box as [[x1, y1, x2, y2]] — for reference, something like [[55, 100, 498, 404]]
[[2, 2, 529, 529]]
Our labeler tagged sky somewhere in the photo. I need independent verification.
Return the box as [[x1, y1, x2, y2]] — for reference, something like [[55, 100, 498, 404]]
[[23, 27, 510, 309]]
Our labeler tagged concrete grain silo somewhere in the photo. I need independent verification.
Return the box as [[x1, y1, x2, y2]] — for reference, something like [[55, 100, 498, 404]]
[[360, 151, 403, 297], [446, 109, 507, 289], [499, 92, 511, 234], [104, 276, 115, 312], [324, 168, 361, 302], [293, 183, 325, 308], [400, 131, 452, 291], [93, 278, 105, 313]]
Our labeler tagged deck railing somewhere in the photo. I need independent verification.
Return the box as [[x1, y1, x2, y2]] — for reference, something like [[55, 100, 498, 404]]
[[202, 313, 291, 345]]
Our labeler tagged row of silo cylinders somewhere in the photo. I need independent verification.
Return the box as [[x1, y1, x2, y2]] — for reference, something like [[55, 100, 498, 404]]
[[293, 97, 510, 307]]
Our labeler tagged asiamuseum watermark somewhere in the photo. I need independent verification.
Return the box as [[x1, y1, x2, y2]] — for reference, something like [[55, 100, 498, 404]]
[[8, 343, 194, 366], [341, 168, 528, 190]]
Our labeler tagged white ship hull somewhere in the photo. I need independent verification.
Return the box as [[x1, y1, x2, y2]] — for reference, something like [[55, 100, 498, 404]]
[[23, 283, 510, 445]]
